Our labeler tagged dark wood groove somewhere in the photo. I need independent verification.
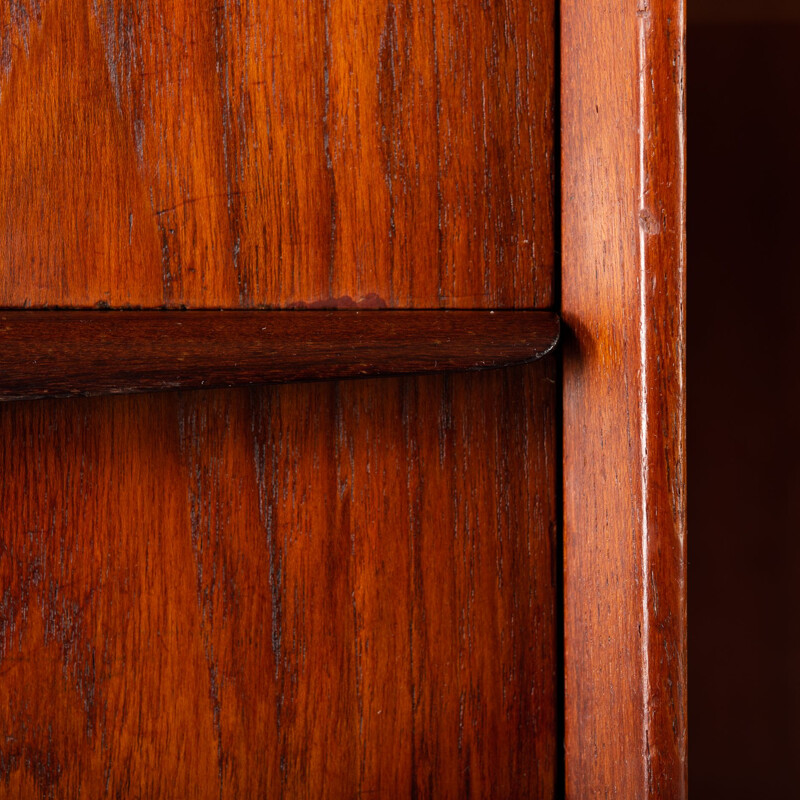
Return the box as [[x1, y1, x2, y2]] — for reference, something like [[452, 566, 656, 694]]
[[0, 310, 559, 400]]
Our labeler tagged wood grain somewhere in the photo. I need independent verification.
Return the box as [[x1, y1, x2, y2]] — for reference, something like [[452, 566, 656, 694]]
[[0, 1, 559, 795], [0, 310, 559, 399], [561, 0, 687, 796], [0, 363, 557, 797], [0, 0, 555, 309]]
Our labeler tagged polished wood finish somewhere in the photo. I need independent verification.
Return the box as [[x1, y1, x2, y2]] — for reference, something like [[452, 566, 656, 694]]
[[0, 363, 557, 796], [561, 0, 687, 797], [0, 310, 559, 400], [0, 0, 555, 309], [0, 1, 559, 795]]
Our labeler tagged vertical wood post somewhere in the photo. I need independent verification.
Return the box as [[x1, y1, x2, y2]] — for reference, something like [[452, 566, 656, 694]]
[[561, 0, 687, 796]]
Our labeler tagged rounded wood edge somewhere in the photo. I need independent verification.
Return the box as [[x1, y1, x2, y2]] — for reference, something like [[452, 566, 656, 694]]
[[0, 310, 560, 400]]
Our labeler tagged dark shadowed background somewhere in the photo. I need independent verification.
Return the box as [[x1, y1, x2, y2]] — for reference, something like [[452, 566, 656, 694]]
[[690, 0, 800, 795]]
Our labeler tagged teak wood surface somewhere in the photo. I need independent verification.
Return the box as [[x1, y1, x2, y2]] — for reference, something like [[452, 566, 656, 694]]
[[0, 0, 560, 797], [562, 0, 687, 797], [0, 0, 554, 309], [0, 367, 558, 797], [0, 310, 560, 399]]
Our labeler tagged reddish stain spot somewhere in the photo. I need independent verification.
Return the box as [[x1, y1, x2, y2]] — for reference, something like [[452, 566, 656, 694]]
[[289, 293, 389, 310]]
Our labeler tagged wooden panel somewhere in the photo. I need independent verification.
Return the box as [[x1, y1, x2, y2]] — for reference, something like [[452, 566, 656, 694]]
[[561, 0, 687, 797], [0, 362, 557, 797], [0, 3, 558, 795], [0, 309, 560, 399], [0, 0, 555, 309]]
